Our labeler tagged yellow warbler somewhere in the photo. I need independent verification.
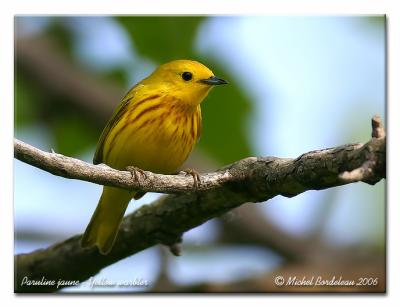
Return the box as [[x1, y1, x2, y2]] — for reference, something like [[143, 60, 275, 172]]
[[81, 60, 227, 254]]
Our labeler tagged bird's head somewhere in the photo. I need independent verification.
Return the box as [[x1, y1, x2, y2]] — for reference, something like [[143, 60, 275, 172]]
[[143, 59, 228, 108]]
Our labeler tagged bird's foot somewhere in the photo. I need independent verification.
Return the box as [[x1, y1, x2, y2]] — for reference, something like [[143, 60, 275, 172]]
[[179, 168, 201, 188], [126, 166, 147, 182]]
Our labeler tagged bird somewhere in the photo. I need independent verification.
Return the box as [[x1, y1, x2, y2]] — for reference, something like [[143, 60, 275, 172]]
[[81, 59, 228, 255]]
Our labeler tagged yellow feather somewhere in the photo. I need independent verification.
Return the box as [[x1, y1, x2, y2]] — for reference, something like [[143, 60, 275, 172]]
[[81, 60, 227, 254]]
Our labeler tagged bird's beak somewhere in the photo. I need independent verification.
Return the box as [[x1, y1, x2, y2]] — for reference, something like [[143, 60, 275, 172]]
[[199, 76, 228, 85]]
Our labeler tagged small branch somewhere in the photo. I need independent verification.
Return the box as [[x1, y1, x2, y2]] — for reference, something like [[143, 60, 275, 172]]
[[372, 115, 386, 138], [339, 115, 386, 183], [14, 138, 234, 194], [14, 117, 386, 292], [338, 159, 376, 183]]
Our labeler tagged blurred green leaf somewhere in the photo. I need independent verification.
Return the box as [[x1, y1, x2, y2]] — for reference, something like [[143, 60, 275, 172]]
[[14, 74, 41, 129], [102, 68, 129, 87], [198, 59, 252, 164], [365, 15, 386, 27], [117, 16, 204, 62], [52, 114, 98, 156], [44, 18, 76, 61]]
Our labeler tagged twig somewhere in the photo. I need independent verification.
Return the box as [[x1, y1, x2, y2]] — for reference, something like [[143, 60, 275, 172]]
[[372, 115, 386, 138]]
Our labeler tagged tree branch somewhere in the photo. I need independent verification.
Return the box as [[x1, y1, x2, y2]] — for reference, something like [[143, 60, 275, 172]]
[[14, 117, 386, 292]]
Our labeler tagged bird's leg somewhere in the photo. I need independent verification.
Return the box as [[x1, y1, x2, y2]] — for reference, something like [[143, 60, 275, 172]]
[[126, 165, 147, 182], [179, 168, 201, 188]]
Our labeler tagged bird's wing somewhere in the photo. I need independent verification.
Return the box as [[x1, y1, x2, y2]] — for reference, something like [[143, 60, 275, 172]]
[[93, 85, 141, 164]]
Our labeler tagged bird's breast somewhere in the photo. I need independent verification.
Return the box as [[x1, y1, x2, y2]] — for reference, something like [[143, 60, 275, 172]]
[[105, 99, 201, 174]]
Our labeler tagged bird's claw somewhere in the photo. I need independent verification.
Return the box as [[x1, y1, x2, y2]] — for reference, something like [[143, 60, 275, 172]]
[[126, 166, 147, 182], [180, 168, 201, 188]]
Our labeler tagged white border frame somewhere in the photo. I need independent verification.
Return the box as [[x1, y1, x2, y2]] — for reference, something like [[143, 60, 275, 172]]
[[2, 0, 399, 306]]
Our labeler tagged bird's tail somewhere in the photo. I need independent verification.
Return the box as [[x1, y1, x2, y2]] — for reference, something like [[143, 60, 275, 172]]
[[81, 186, 132, 255]]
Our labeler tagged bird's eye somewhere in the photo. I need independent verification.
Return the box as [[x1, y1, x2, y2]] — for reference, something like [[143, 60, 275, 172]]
[[182, 72, 193, 81]]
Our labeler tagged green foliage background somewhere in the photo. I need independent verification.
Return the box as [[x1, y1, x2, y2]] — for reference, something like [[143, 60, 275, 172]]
[[15, 16, 253, 166]]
